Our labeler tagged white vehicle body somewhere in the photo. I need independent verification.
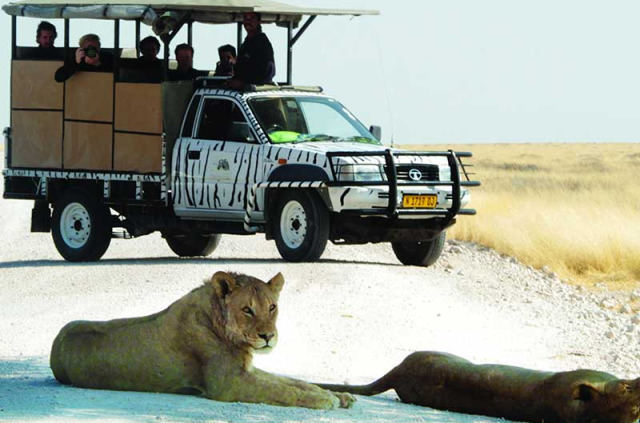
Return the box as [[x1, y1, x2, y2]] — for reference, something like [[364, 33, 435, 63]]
[[171, 88, 472, 224], [2, 0, 478, 265]]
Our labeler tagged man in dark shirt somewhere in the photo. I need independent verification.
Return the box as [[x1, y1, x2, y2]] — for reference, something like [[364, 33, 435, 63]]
[[35, 21, 62, 60], [168, 43, 207, 81], [227, 12, 275, 89], [139, 36, 161, 64], [136, 35, 163, 82]]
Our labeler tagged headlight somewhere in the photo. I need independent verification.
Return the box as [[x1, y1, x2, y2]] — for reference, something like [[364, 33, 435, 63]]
[[336, 164, 387, 182], [438, 165, 451, 181]]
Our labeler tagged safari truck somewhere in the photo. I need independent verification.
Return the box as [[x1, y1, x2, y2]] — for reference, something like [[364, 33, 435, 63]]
[[2, 0, 479, 265]]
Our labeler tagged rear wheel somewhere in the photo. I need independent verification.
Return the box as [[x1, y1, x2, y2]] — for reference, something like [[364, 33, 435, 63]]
[[273, 190, 329, 262], [391, 231, 447, 267], [164, 232, 221, 257], [51, 189, 112, 262]]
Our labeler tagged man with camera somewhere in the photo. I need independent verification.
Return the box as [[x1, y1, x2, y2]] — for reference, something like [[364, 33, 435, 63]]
[[55, 34, 113, 82], [214, 44, 236, 77]]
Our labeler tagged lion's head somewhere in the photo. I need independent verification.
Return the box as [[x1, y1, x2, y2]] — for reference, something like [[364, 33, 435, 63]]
[[210, 271, 283, 354], [552, 371, 640, 423]]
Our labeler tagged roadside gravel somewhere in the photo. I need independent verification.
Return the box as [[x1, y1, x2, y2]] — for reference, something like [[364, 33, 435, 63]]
[[0, 177, 639, 422]]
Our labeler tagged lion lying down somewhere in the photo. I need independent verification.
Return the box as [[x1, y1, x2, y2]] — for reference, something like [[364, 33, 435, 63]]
[[316, 351, 640, 423], [50, 271, 354, 410]]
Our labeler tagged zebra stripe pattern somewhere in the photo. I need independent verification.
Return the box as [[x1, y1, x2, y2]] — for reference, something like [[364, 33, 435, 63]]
[[243, 180, 327, 232]]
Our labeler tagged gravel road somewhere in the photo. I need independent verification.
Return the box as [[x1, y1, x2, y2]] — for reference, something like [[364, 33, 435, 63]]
[[1, 174, 639, 422]]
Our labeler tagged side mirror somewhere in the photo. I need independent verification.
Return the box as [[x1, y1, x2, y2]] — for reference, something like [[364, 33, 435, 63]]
[[369, 125, 382, 141]]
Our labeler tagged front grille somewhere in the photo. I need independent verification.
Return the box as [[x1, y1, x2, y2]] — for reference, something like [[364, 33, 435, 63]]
[[392, 164, 440, 182]]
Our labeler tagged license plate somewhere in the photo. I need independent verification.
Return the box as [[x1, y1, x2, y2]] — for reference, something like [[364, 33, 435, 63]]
[[402, 195, 437, 208]]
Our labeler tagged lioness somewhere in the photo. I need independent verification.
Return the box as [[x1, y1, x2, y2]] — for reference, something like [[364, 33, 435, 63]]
[[316, 351, 640, 423], [50, 271, 354, 409]]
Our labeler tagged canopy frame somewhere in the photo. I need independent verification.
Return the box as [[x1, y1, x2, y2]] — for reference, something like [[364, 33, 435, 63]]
[[6, 0, 378, 84]]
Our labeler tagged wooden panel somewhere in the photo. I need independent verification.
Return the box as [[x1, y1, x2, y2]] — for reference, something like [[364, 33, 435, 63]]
[[12, 60, 64, 110], [63, 121, 112, 170], [65, 72, 114, 122], [114, 133, 162, 173], [11, 110, 62, 168], [115, 83, 163, 134]]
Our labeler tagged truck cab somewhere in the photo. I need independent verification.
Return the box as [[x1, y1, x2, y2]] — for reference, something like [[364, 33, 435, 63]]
[[2, 0, 479, 265]]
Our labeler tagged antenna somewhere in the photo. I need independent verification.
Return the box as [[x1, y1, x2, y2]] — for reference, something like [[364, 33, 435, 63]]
[[371, 20, 395, 148]]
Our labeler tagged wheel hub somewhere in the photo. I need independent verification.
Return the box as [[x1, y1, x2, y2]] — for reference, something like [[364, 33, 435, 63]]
[[280, 200, 307, 249], [60, 202, 91, 249]]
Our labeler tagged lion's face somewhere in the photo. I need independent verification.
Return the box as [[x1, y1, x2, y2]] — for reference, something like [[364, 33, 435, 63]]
[[212, 272, 284, 353], [556, 372, 640, 423], [577, 378, 640, 423]]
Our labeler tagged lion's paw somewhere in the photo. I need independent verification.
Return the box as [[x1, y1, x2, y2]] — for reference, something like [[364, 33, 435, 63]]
[[335, 392, 356, 409]]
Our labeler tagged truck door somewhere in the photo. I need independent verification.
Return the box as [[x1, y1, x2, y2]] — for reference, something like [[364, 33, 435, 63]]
[[174, 96, 263, 217]]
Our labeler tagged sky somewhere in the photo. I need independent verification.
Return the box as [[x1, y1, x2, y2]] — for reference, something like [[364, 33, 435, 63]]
[[1, 0, 639, 144]]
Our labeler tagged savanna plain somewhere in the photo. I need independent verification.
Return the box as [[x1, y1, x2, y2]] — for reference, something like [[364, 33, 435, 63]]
[[406, 142, 640, 292]]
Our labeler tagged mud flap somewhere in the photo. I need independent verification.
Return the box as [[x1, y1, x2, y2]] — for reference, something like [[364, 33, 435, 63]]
[[31, 200, 51, 232]]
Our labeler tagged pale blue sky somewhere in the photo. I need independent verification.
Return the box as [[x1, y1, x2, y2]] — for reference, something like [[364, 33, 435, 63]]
[[1, 0, 639, 144]]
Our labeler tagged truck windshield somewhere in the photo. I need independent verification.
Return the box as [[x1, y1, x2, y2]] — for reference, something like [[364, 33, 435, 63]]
[[248, 96, 380, 145]]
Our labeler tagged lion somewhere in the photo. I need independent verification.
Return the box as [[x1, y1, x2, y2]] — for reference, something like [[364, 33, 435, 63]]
[[316, 351, 640, 423], [50, 271, 354, 410]]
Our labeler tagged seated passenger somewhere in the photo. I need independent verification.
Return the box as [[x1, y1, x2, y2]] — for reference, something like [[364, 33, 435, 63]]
[[214, 44, 236, 77], [35, 20, 62, 60], [167, 44, 207, 81], [54, 34, 113, 82], [139, 36, 161, 66], [227, 12, 275, 90]]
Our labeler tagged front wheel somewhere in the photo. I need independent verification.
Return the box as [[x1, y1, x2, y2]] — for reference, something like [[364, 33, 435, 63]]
[[273, 190, 329, 262], [51, 189, 112, 262], [163, 232, 221, 257], [391, 231, 447, 267]]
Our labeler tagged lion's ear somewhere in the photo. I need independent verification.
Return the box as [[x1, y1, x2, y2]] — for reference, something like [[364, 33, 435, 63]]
[[210, 271, 237, 298], [268, 272, 284, 294], [573, 383, 602, 402]]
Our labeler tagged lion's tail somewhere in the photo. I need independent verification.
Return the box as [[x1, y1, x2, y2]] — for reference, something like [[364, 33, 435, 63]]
[[315, 370, 396, 397]]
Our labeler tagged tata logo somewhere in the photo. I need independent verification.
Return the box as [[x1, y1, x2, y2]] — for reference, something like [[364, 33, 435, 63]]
[[408, 168, 422, 181], [217, 159, 229, 171]]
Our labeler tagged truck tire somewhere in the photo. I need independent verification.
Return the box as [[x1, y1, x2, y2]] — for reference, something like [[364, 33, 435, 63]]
[[164, 233, 221, 257], [391, 231, 447, 267], [273, 190, 329, 262], [51, 189, 112, 262]]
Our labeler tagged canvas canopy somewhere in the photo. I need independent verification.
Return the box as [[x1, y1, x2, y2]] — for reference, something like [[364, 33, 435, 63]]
[[2, 0, 378, 26]]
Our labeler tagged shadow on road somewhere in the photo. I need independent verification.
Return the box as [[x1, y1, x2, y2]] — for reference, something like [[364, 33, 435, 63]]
[[0, 357, 504, 423], [0, 256, 402, 270]]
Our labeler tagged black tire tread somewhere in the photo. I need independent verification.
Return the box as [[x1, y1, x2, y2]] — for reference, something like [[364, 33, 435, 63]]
[[164, 233, 221, 257], [391, 231, 447, 267]]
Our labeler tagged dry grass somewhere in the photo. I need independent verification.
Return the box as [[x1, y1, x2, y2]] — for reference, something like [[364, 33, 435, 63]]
[[402, 143, 640, 290]]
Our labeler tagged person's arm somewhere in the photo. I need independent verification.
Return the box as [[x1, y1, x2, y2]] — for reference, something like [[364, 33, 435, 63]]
[[54, 48, 85, 82], [253, 35, 275, 84], [54, 62, 77, 82]]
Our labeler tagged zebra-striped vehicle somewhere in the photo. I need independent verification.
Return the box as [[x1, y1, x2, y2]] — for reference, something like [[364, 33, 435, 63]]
[[2, 0, 478, 265]]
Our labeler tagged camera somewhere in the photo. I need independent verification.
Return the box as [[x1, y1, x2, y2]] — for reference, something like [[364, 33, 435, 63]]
[[83, 46, 98, 58], [215, 60, 234, 77]]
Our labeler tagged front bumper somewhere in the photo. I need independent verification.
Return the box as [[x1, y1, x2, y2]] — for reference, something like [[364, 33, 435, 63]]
[[324, 149, 479, 222], [325, 184, 471, 219]]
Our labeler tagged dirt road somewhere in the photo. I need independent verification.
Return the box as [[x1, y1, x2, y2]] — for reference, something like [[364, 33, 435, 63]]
[[1, 176, 638, 422]]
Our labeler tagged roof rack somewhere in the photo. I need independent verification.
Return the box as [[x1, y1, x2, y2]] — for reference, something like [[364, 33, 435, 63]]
[[194, 77, 323, 93], [195, 76, 231, 88], [245, 84, 323, 93]]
